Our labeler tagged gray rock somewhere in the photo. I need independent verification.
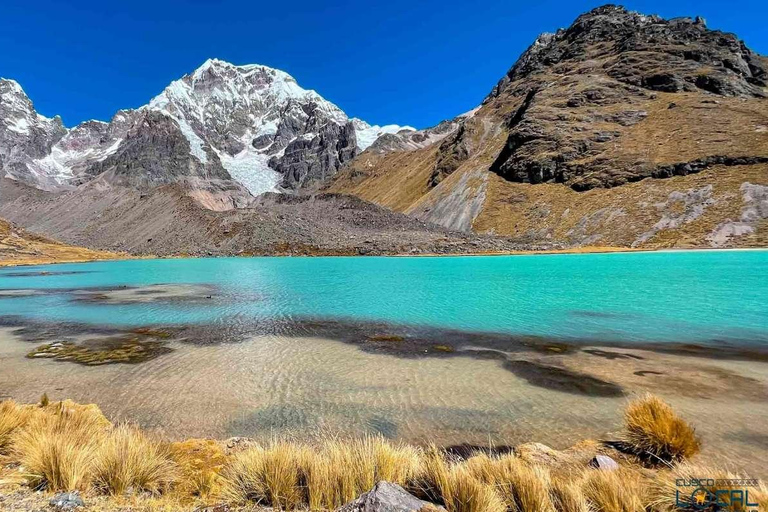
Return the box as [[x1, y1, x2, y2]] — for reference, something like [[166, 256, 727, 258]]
[[591, 454, 620, 471], [339, 481, 442, 512], [49, 491, 85, 510], [270, 120, 358, 190]]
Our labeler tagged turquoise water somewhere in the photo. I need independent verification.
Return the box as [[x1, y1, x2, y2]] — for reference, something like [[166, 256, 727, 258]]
[[1, 250, 767, 344]]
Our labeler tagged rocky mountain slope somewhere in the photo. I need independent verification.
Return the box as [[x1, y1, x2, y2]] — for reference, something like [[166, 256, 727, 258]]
[[329, 5, 768, 249], [0, 177, 538, 256]]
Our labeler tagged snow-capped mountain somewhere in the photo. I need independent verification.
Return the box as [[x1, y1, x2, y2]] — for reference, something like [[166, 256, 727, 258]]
[[0, 60, 414, 199]]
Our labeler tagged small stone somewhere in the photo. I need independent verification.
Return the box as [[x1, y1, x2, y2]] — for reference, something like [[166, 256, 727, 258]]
[[49, 491, 84, 510], [193, 505, 230, 512], [591, 454, 620, 470]]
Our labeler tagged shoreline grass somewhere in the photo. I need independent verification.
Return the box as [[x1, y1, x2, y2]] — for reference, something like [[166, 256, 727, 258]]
[[0, 395, 760, 511]]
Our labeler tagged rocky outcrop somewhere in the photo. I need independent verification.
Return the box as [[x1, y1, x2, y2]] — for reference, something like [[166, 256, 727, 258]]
[[487, 5, 767, 191], [86, 111, 229, 186], [489, 5, 766, 100], [270, 119, 358, 190], [431, 122, 471, 187], [339, 481, 442, 512], [0, 79, 67, 190]]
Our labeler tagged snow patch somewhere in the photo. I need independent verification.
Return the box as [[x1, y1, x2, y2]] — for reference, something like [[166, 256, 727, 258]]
[[7, 117, 30, 134], [215, 145, 281, 196]]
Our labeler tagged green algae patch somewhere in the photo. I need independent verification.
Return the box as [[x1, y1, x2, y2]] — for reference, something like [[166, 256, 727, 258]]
[[431, 344, 455, 353], [26, 335, 172, 365]]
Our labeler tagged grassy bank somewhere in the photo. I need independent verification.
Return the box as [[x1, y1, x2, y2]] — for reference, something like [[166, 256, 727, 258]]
[[1, 395, 764, 511], [0, 218, 123, 267]]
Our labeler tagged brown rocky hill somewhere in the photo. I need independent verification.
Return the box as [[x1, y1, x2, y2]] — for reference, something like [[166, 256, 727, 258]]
[[329, 5, 768, 249]]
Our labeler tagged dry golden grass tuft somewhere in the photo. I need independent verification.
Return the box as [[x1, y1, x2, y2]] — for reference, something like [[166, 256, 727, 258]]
[[220, 442, 304, 509], [464, 453, 554, 512], [445, 467, 506, 512], [621, 394, 701, 464], [169, 438, 227, 498], [301, 437, 422, 510], [0, 400, 33, 454], [92, 424, 178, 496], [418, 447, 505, 512], [550, 476, 592, 512], [0, 394, 741, 512], [13, 403, 108, 491], [582, 468, 646, 512]]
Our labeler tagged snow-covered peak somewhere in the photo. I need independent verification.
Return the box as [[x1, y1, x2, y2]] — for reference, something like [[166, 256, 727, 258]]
[[2, 61, 415, 196], [0, 78, 25, 97], [351, 118, 416, 151], [0, 78, 61, 135]]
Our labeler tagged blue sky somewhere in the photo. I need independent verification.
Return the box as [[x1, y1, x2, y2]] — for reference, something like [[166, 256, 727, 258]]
[[1, 0, 766, 129]]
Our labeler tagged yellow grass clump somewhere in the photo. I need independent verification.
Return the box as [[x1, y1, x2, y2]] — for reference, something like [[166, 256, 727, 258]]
[[13, 402, 109, 491], [464, 453, 554, 512], [169, 438, 227, 498], [622, 394, 701, 464], [92, 424, 178, 496], [222, 437, 423, 511], [0, 394, 734, 512], [582, 468, 646, 512], [0, 400, 33, 454], [550, 477, 592, 512], [220, 442, 304, 509], [418, 447, 505, 512]]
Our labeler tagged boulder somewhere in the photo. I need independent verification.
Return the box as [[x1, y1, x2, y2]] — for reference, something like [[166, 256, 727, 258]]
[[49, 491, 85, 510], [338, 481, 443, 512]]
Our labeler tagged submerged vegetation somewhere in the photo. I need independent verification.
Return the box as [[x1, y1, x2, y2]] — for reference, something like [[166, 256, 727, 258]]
[[26, 335, 173, 365], [0, 395, 761, 511]]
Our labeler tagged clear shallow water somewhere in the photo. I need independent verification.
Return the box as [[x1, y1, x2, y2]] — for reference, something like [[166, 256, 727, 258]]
[[0, 250, 767, 344]]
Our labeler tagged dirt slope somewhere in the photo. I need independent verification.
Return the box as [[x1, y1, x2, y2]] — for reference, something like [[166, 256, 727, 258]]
[[0, 178, 547, 257]]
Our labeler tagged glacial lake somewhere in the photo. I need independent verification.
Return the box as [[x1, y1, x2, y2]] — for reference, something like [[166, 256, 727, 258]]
[[1, 251, 767, 476]]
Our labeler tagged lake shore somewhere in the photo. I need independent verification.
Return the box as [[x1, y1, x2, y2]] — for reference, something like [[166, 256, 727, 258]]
[[5, 243, 768, 268], [1, 394, 761, 512]]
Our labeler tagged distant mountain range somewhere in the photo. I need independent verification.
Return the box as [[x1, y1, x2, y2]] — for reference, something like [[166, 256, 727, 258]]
[[1, 5, 766, 254], [0, 59, 412, 204]]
